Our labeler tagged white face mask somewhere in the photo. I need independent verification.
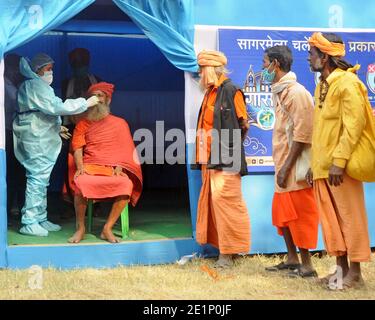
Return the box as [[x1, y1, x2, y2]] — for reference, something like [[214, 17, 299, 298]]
[[40, 70, 53, 85]]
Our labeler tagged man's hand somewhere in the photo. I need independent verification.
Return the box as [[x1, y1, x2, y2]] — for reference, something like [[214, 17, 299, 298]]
[[114, 166, 126, 176], [277, 165, 291, 189], [239, 118, 250, 141], [60, 126, 72, 140], [328, 164, 344, 186], [74, 166, 85, 179], [306, 168, 313, 186]]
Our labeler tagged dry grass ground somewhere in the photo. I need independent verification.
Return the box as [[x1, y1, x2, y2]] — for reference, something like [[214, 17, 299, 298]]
[[1, 253, 375, 300]]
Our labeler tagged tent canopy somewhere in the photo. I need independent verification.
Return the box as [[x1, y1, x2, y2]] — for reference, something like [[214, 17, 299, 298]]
[[0, 0, 198, 72]]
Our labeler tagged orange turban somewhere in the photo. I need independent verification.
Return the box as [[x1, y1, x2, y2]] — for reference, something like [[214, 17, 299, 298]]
[[197, 50, 227, 67], [308, 32, 346, 57], [87, 82, 115, 100]]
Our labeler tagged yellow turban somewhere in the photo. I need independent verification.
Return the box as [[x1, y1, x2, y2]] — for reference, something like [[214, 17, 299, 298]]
[[197, 50, 227, 67], [197, 50, 227, 89], [308, 32, 345, 57]]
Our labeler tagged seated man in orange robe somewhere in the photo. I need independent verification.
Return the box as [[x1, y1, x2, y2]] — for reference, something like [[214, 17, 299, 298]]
[[68, 82, 142, 243]]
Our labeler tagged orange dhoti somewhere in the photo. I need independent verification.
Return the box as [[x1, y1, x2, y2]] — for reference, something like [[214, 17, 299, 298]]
[[74, 172, 134, 199], [196, 165, 251, 254], [313, 174, 371, 262], [272, 188, 319, 250]]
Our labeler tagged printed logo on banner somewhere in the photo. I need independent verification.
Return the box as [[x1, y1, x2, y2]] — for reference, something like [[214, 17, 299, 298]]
[[243, 65, 275, 131], [367, 63, 375, 94], [242, 65, 275, 169]]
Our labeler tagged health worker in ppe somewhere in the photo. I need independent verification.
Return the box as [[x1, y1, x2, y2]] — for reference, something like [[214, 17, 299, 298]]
[[4, 54, 26, 221], [13, 53, 99, 237]]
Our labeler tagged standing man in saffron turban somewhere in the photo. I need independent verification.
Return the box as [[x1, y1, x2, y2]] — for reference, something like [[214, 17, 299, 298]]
[[192, 50, 251, 268], [307, 32, 374, 289]]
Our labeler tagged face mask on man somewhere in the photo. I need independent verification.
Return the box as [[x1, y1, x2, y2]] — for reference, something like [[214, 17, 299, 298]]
[[261, 61, 276, 83], [40, 71, 53, 85]]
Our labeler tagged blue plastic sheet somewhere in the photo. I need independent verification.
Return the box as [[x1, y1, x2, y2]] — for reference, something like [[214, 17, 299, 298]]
[[113, 0, 198, 72], [0, 0, 95, 58]]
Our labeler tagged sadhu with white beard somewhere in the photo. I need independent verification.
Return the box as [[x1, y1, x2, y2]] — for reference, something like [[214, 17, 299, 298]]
[[68, 82, 143, 243], [193, 50, 251, 268]]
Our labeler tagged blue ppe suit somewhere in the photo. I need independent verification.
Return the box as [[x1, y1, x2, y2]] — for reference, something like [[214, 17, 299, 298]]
[[13, 57, 88, 229]]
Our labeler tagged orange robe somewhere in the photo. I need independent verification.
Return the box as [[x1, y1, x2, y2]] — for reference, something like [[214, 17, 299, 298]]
[[196, 75, 248, 164], [71, 114, 142, 206], [272, 189, 318, 249], [314, 174, 371, 262], [196, 166, 250, 254], [195, 75, 250, 254]]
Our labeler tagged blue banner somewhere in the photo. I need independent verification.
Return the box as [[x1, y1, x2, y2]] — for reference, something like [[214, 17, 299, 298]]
[[219, 28, 375, 173]]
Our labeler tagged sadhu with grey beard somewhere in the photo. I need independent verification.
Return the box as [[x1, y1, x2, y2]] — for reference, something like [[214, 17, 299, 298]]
[[68, 82, 143, 243], [193, 50, 251, 268]]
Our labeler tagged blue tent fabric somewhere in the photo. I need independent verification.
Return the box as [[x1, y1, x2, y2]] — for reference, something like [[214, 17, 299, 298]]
[[0, 0, 95, 58], [113, 0, 198, 72], [0, 0, 198, 71], [54, 20, 143, 35]]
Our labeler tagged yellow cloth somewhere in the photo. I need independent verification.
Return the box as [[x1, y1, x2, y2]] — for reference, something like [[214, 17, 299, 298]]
[[308, 32, 345, 57], [311, 66, 375, 180]]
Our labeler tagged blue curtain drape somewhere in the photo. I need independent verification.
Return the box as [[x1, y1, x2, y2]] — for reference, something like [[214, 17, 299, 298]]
[[0, 0, 94, 58], [113, 0, 198, 73], [0, 0, 198, 70]]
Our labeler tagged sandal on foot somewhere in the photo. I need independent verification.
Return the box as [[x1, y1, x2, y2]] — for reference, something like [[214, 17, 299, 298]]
[[265, 262, 301, 272], [286, 267, 318, 278]]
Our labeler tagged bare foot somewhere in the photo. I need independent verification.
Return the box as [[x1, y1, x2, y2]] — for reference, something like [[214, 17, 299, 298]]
[[325, 271, 364, 290], [213, 254, 234, 269], [68, 228, 85, 243], [100, 228, 121, 243], [342, 273, 365, 290], [285, 258, 300, 265], [299, 264, 316, 274]]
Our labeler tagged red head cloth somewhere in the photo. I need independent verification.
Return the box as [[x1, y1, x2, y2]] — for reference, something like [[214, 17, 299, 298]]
[[69, 48, 90, 67], [87, 82, 115, 100]]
